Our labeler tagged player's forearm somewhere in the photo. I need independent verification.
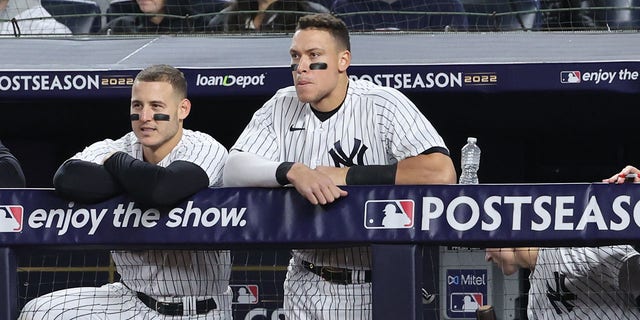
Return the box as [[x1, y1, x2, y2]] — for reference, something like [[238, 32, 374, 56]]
[[223, 150, 283, 187], [53, 159, 123, 203], [104, 152, 209, 207], [395, 153, 457, 184]]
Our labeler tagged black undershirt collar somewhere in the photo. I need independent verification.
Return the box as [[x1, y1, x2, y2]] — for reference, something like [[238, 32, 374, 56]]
[[310, 83, 349, 122]]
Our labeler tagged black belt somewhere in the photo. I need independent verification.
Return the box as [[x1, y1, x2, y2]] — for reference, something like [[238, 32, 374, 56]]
[[136, 292, 217, 316], [301, 261, 372, 285]]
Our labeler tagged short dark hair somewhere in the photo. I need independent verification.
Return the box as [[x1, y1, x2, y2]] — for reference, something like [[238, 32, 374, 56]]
[[135, 64, 188, 98], [296, 13, 350, 51]]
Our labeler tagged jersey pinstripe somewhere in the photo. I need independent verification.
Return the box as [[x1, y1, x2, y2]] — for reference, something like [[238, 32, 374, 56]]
[[72, 129, 230, 296], [232, 79, 448, 269], [19, 129, 233, 320], [528, 245, 640, 319], [72, 129, 227, 188]]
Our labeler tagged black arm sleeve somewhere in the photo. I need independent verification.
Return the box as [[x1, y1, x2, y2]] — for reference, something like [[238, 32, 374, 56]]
[[0, 142, 26, 188], [422, 146, 450, 157], [53, 159, 123, 203], [103, 151, 209, 207]]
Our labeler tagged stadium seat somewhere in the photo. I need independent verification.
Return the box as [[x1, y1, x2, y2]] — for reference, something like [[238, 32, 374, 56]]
[[331, 0, 469, 31], [460, 0, 543, 31], [41, 0, 102, 33], [310, 0, 335, 9], [189, 0, 230, 22], [106, 0, 230, 23], [593, 0, 640, 29], [105, 0, 138, 23]]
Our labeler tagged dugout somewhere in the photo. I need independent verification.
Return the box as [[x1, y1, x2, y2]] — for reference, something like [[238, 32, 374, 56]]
[[1, 33, 639, 187], [1, 32, 640, 319]]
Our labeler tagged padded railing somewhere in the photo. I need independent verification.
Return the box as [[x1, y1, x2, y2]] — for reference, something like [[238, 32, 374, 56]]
[[2, 183, 639, 319]]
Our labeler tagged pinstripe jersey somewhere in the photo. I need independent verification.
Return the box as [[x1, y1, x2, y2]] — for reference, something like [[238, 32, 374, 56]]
[[528, 246, 640, 319], [232, 79, 448, 269], [72, 129, 231, 296]]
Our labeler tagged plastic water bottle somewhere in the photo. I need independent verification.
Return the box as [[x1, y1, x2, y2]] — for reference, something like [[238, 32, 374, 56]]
[[459, 137, 480, 185]]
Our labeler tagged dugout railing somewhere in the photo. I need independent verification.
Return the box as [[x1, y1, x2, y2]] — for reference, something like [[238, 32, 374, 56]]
[[2, 183, 640, 319]]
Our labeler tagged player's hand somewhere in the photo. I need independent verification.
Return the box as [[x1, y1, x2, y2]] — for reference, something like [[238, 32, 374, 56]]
[[603, 165, 640, 184], [315, 166, 349, 185], [287, 163, 348, 205]]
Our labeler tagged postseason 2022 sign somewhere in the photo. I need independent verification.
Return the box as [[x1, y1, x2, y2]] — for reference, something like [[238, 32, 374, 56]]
[[2, 62, 639, 99], [0, 183, 639, 247]]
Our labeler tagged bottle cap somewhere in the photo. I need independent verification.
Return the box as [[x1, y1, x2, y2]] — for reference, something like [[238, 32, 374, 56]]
[[467, 137, 477, 143]]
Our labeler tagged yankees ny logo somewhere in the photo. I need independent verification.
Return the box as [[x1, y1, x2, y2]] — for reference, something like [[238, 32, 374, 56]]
[[546, 271, 576, 315], [328, 138, 368, 167]]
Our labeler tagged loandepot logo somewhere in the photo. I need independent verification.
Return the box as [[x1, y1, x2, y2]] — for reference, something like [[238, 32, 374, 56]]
[[196, 73, 266, 88], [23, 201, 247, 236], [0, 205, 23, 232]]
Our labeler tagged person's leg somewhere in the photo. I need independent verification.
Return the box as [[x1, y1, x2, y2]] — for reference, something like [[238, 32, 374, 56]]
[[283, 257, 372, 320], [209, 285, 234, 320], [320, 281, 371, 320], [283, 258, 318, 320], [18, 282, 141, 320]]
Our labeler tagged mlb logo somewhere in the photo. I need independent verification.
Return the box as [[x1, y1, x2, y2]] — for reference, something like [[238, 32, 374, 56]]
[[450, 292, 483, 313], [364, 200, 414, 229], [230, 284, 259, 304], [0, 205, 23, 232], [560, 71, 581, 83]]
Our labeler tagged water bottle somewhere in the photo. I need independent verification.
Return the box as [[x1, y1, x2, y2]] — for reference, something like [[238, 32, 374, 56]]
[[459, 137, 480, 184]]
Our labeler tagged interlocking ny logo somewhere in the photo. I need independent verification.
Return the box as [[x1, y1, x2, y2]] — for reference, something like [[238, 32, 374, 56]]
[[329, 139, 368, 167], [546, 271, 576, 314]]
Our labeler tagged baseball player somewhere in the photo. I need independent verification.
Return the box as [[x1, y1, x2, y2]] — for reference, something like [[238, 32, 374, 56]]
[[223, 13, 456, 319], [0, 140, 25, 187], [485, 246, 640, 319], [19, 64, 233, 319]]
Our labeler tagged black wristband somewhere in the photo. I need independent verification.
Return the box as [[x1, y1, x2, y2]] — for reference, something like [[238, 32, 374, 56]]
[[276, 162, 295, 185], [345, 163, 397, 185]]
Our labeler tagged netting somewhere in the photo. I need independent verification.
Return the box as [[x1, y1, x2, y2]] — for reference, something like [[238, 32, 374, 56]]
[[17, 244, 640, 319], [0, 0, 639, 36]]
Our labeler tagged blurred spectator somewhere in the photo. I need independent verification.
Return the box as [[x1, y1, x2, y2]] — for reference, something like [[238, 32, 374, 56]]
[[0, 0, 72, 35], [331, 0, 468, 31], [540, 0, 595, 30], [101, 0, 208, 34], [209, 0, 328, 32]]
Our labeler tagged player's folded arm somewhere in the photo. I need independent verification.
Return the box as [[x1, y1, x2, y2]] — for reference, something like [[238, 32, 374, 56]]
[[53, 159, 123, 203], [0, 152, 25, 188], [393, 148, 456, 185], [103, 152, 209, 207], [223, 150, 284, 187]]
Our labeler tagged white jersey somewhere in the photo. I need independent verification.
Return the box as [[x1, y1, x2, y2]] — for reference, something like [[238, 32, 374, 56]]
[[72, 129, 231, 296], [528, 245, 640, 319], [0, 6, 72, 35], [232, 79, 448, 269]]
